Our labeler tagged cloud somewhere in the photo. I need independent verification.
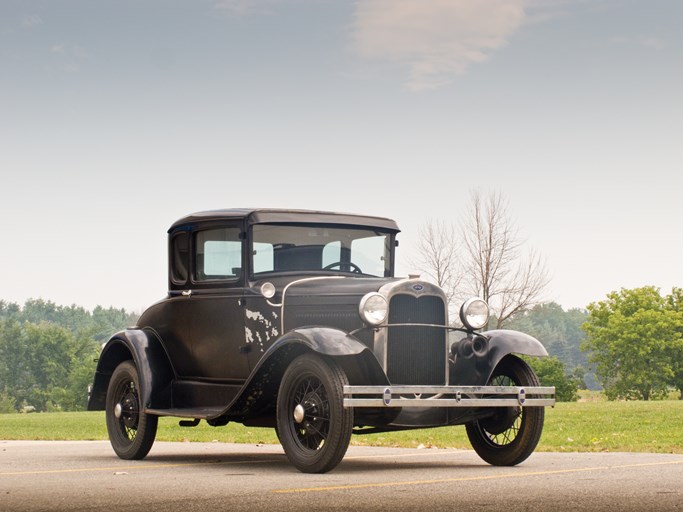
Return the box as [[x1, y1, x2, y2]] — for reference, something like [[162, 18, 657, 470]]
[[214, 0, 320, 16], [639, 36, 665, 50], [21, 15, 43, 28], [214, 0, 282, 15], [609, 35, 667, 50], [351, 0, 531, 91], [47, 43, 90, 73]]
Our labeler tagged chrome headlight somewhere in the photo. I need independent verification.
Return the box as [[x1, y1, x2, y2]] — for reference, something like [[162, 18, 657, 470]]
[[359, 292, 388, 326], [459, 298, 489, 330]]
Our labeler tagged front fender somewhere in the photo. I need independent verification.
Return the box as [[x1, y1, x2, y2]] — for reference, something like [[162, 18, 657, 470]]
[[87, 329, 174, 411], [277, 327, 370, 356], [261, 327, 388, 386], [211, 327, 388, 422], [450, 329, 548, 386]]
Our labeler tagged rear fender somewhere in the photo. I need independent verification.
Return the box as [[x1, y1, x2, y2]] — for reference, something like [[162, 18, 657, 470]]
[[450, 329, 548, 386], [87, 329, 174, 411]]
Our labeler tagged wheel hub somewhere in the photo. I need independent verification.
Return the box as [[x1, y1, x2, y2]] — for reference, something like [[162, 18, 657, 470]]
[[481, 406, 521, 435], [293, 404, 305, 424], [116, 389, 140, 430]]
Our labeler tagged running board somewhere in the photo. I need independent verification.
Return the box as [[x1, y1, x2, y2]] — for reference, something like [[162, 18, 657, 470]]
[[145, 406, 225, 418]]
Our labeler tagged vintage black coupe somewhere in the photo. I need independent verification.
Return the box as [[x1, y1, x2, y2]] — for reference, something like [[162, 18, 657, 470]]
[[88, 209, 555, 473]]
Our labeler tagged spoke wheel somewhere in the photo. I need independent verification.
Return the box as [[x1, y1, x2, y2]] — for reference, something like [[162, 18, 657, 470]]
[[105, 360, 158, 460], [466, 355, 544, 466], [277, 353, 352, 473]]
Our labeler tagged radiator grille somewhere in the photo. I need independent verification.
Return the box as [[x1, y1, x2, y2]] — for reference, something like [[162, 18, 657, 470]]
[[386, 294, 446, 385]]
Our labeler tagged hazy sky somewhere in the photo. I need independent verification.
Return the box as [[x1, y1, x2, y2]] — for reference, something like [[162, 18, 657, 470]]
[[2, 0, 681, 313]]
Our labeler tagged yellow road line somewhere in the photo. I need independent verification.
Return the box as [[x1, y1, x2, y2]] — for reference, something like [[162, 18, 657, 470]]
[[273, 459, 683, 494], [0, 449, 458, 476], [0, 458, 282, 476], [344, 450, 463, 460]]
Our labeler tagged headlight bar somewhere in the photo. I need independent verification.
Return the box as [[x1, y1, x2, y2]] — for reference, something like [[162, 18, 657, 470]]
[[343, 385, 555, 408]]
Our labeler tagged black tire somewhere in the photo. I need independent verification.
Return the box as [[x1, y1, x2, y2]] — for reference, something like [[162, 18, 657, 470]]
[[277, 353, 353, 473], [105, 360, 158, 460], [465, 355, 544, 466]]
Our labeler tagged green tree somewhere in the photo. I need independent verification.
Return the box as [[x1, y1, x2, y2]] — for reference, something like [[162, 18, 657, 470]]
[[90, 305, 139, 342], [0, 300, 21, 320], [19, 322, 76, 411], [526, 356, 579, 402], [582, 286, 682, 400], [506, 302, 594, 387], [0, 319, 25, 410], [62, 333, 101, 410], [665, 287, 683, 399], [0, 391, 16, 413]]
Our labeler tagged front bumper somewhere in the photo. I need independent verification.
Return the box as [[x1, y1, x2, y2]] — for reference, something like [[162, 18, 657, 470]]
[[343, 385, 556, 408]]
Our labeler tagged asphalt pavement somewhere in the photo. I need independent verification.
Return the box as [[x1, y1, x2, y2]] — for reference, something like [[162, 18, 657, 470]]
[[1, 440, 682, 511]]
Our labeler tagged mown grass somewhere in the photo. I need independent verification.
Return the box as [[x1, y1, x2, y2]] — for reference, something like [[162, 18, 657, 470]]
[[1, 400, 682, 453]]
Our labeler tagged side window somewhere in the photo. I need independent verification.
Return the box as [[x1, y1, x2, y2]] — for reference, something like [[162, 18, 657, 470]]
[[195, 227, 242, 281], [171, 232, 189, 284]]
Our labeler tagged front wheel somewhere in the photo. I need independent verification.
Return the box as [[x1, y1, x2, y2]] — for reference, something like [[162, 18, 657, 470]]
[[466, 355, 544, 466], [105, 360, 158, 460], [277, 353, 353, 473]]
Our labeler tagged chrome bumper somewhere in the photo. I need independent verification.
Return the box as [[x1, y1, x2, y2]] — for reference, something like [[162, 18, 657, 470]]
[[343, 385, 556, 408]]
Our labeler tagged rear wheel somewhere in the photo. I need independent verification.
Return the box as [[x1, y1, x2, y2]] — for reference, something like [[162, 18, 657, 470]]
[[466, 355, 544, 466], [105, 360, 158, 460], [277, 353, 353, 473]]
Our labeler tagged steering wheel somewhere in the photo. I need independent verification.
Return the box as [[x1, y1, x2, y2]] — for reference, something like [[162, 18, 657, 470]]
[[323, 261, 363, 274]]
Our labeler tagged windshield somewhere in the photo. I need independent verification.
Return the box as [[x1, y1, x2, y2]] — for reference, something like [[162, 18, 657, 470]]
[[251, 224, 393, 277]]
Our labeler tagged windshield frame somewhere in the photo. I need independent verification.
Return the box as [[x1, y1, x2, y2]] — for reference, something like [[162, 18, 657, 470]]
[[248, 223, 396, 279]]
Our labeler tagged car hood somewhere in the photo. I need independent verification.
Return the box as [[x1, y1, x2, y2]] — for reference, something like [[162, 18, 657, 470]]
[[280, 276, 398, 301]]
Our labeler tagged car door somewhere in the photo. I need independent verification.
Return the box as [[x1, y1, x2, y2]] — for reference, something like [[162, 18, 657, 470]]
[[166, 223, 250, 381]]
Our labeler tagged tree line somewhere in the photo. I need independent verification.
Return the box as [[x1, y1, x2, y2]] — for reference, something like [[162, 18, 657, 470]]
[[1, 287, 681, 411], [0, 299, 138, 413]]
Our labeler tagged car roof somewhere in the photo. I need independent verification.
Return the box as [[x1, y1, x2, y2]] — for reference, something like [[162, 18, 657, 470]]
[[168, 208, 401, 233]]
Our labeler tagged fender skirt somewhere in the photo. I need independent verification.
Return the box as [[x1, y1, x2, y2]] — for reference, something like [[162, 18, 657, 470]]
[[450, 329, 548, 386]]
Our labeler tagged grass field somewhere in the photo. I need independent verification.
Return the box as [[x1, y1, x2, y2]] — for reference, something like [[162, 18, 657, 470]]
[[1, 400, 682, 454]]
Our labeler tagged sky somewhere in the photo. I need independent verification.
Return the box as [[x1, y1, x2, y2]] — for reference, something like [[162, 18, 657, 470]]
[[1, 0, 681, 314]]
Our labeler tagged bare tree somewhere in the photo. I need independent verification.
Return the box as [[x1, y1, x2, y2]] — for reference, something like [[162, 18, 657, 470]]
[[413, 190, 550, 328], [460, 190, 550, 328], [410, 219, 462, 316]]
